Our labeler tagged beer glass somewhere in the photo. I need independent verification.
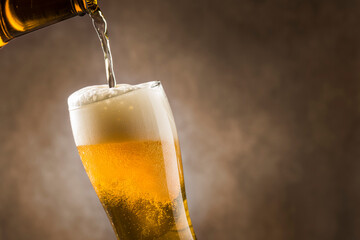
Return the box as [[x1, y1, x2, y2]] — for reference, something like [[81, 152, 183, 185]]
[[68, 81, 197, 240]]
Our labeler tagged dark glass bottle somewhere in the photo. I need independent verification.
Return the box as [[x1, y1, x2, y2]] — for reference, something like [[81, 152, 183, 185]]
[[0, 0, 97, 47]]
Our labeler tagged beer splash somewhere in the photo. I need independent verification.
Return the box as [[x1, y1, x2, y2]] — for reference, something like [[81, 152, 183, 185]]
[[89, 8, 116, 88]]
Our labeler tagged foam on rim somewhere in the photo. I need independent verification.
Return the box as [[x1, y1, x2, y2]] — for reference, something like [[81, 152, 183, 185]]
[[68, 81, 160, 110]]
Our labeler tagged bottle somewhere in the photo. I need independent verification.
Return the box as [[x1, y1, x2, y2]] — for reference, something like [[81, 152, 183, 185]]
[[0, 0, 98, 47]]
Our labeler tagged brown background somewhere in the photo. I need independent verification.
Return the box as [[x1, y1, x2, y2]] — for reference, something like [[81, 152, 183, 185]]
[[1, 0, 360, 239]]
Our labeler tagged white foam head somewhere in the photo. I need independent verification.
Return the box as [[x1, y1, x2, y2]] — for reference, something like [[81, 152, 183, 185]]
[[69, 84, 139, 110], [68, 81, 177, 146]]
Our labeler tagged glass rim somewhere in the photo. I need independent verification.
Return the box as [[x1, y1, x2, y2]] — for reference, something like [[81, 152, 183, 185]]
[[135, 80, 161, 90]]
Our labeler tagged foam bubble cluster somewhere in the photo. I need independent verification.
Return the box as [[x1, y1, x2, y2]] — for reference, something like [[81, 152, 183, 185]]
[[68, 84, 135, 110]]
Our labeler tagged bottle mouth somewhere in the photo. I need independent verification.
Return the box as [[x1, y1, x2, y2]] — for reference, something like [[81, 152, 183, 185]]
[[74, 0, 98, 15], [68, 81, 162, 110], [85, 0, 99, 14]]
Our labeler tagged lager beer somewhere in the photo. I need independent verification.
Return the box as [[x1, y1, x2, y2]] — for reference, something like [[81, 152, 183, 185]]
[[68, 81, 197, 240]]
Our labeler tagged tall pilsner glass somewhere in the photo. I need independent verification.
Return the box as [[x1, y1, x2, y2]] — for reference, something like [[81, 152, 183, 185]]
[[68, 81, 197, 240]]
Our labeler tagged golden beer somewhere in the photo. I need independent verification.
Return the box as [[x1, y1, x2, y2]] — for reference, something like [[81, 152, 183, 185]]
[[68, 81, 197, 240]]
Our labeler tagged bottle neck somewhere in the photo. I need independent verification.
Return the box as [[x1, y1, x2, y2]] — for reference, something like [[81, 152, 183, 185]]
[[0, 0, 97, 47]]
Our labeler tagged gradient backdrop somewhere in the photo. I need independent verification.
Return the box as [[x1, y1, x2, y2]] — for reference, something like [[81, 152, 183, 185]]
[[1, 0, 360, 239]]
